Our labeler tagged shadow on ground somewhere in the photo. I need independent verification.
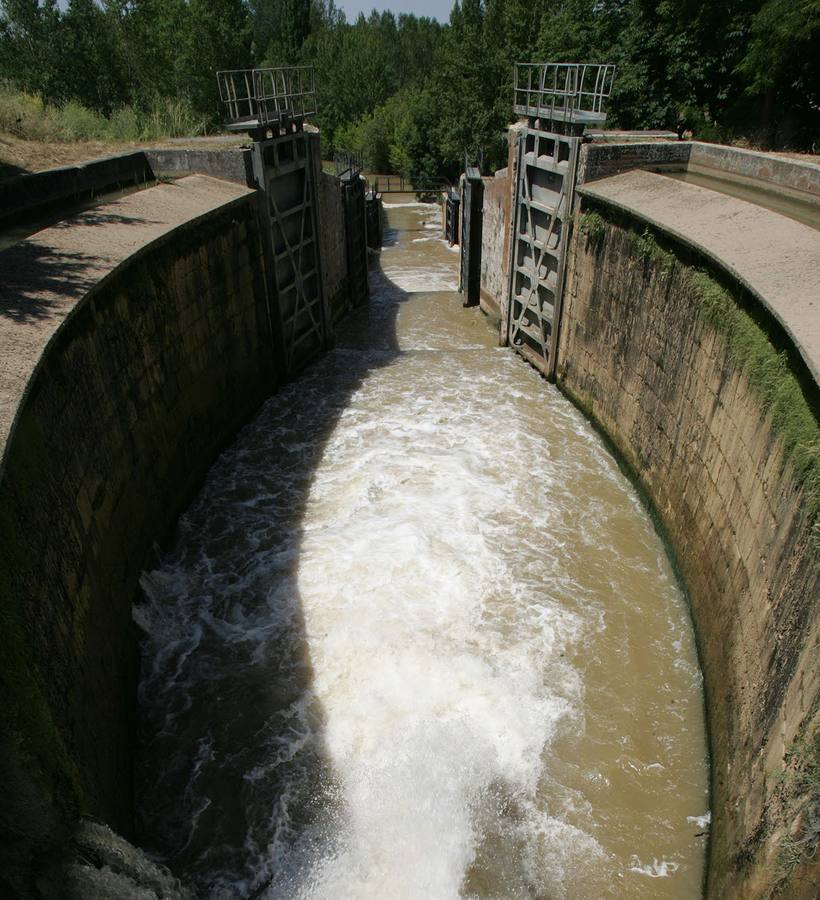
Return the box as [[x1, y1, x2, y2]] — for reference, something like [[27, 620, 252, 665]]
[[0, 209, 159, 321], [0, 160, 29, 181]]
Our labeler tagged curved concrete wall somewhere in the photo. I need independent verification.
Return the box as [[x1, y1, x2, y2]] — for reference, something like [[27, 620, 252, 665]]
[[0, 190, 277, 894], [558, 206, 818, 898]]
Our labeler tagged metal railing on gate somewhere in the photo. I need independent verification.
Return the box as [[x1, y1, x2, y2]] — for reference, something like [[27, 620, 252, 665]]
[[334, 150, 362, 181], [371, 175, 451, 194], [217, 66, 317, 132], [513, 62, 615, 127]]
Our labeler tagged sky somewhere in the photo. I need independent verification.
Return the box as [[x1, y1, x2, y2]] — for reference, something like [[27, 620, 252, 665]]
[[337, 1, 456, 23]]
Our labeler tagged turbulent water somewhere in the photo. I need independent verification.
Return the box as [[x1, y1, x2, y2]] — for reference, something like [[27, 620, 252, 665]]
[[135, 200, 709, 899]]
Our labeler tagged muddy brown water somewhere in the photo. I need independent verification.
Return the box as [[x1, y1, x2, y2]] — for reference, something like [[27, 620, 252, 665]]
[[135, 198, 709, 898]]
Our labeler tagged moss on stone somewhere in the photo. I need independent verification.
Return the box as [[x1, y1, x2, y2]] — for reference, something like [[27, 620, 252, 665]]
[[583, 202, 820, 526], [691, 271, 820, 522]]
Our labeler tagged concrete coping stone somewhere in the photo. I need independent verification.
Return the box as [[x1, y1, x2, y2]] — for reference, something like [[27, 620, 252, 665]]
[[691, 141, 820, 176], [577, 169, 820, 385], [0, 174, 257, 473], [0, 151, 155, 227]]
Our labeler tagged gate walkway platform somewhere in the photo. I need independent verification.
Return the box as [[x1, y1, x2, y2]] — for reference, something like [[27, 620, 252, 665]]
[[0, 174, 254, 457], [578, 169, 820, 383]]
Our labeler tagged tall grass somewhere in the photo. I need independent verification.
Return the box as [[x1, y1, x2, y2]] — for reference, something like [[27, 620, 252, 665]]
[[0, 84, 207, 142]]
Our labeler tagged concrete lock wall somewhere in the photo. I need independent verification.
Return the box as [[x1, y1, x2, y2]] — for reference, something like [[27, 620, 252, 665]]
[[688, 142, 820, 199], [0, 193, 276, 891], [479, 170, 511, 323], [0, 150, 363, 895], [576, 140, 692, 184], [557, 204, 818, 898], [318, 170, 351, 324]]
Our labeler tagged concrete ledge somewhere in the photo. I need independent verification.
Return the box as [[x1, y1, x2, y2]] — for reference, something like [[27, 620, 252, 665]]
[[0, 175, 258, 464], [690, 142, 820, 200], [577, 169, 820, 384], [143, 147, 255, 186], [0, 152, 154, 229], [0, 148, 257, 232]]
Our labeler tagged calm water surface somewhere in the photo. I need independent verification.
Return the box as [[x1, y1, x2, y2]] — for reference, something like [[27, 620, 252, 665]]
[[136, 199, 709, 899]]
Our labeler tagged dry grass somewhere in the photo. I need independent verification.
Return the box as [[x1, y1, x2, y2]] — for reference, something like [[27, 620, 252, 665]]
[[0, 131, 248, 181]]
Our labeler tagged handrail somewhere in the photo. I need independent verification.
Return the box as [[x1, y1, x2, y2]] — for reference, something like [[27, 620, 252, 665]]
[[216, 66, 317, 129], [372, 174, 452, 193], [513, 62, 615, 126]]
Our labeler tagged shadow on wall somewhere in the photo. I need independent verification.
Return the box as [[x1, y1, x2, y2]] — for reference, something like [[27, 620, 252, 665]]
[[131, 224, 417, 897], [0, 160, 29, 181], [0, 193, 277, 899]]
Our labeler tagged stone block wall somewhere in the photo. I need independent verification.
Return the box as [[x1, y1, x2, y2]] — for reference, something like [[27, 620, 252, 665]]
[[0, 196, 277, 894], [577, 140, 692, 184], [557, 207, 818, 898], [318, 170, 350, 326], [479, 172, 511, 323]]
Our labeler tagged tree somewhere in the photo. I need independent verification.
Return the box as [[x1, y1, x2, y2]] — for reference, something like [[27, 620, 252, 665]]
[[60, 0, 127, 113], [738, 0, 820, 147], [0, 0, 62, 102], [180, 0, 251, 121], [250, 0, 312, 63]]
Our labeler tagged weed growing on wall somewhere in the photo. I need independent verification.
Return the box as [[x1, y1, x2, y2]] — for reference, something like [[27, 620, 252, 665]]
[[584, 203, 820, 526], [579, 211, 606, 244], [635, 227, 676, 278], [691, 270, 820, 522]]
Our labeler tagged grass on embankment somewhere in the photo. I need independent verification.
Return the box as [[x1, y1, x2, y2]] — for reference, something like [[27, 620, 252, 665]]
[[0, 84, 217, 179], [0, 84, 207, 144]]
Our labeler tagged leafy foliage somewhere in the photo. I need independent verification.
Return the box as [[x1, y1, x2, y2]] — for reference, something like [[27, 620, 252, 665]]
[[0, 0, 817, 172]]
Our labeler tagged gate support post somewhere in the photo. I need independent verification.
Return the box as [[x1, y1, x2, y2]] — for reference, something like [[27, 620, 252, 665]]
[[340, 171, 369, 311], [460, 165, 484, 308]]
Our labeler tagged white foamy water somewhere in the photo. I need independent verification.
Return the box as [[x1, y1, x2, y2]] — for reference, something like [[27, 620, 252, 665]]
[[136, 202, 708, 899]]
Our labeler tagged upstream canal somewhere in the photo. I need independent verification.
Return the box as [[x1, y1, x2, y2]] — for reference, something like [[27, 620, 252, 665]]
[[135, 200, 709, 899]]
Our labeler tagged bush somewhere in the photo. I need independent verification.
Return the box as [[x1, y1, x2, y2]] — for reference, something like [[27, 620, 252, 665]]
[[107, 106, 141, 142], [58, 101, 107, 141], [142, 97, 207, 140], [0, 82, 207, 143], [0, 86, 48, 138]]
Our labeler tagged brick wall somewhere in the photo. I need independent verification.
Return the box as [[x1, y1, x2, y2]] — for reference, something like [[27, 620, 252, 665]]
[[558, 209, 818, 899]]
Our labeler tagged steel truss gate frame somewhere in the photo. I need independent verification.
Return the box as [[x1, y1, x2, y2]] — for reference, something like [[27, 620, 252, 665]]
[[251, 128, 329, 377], [504, 127, 580, 379]]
